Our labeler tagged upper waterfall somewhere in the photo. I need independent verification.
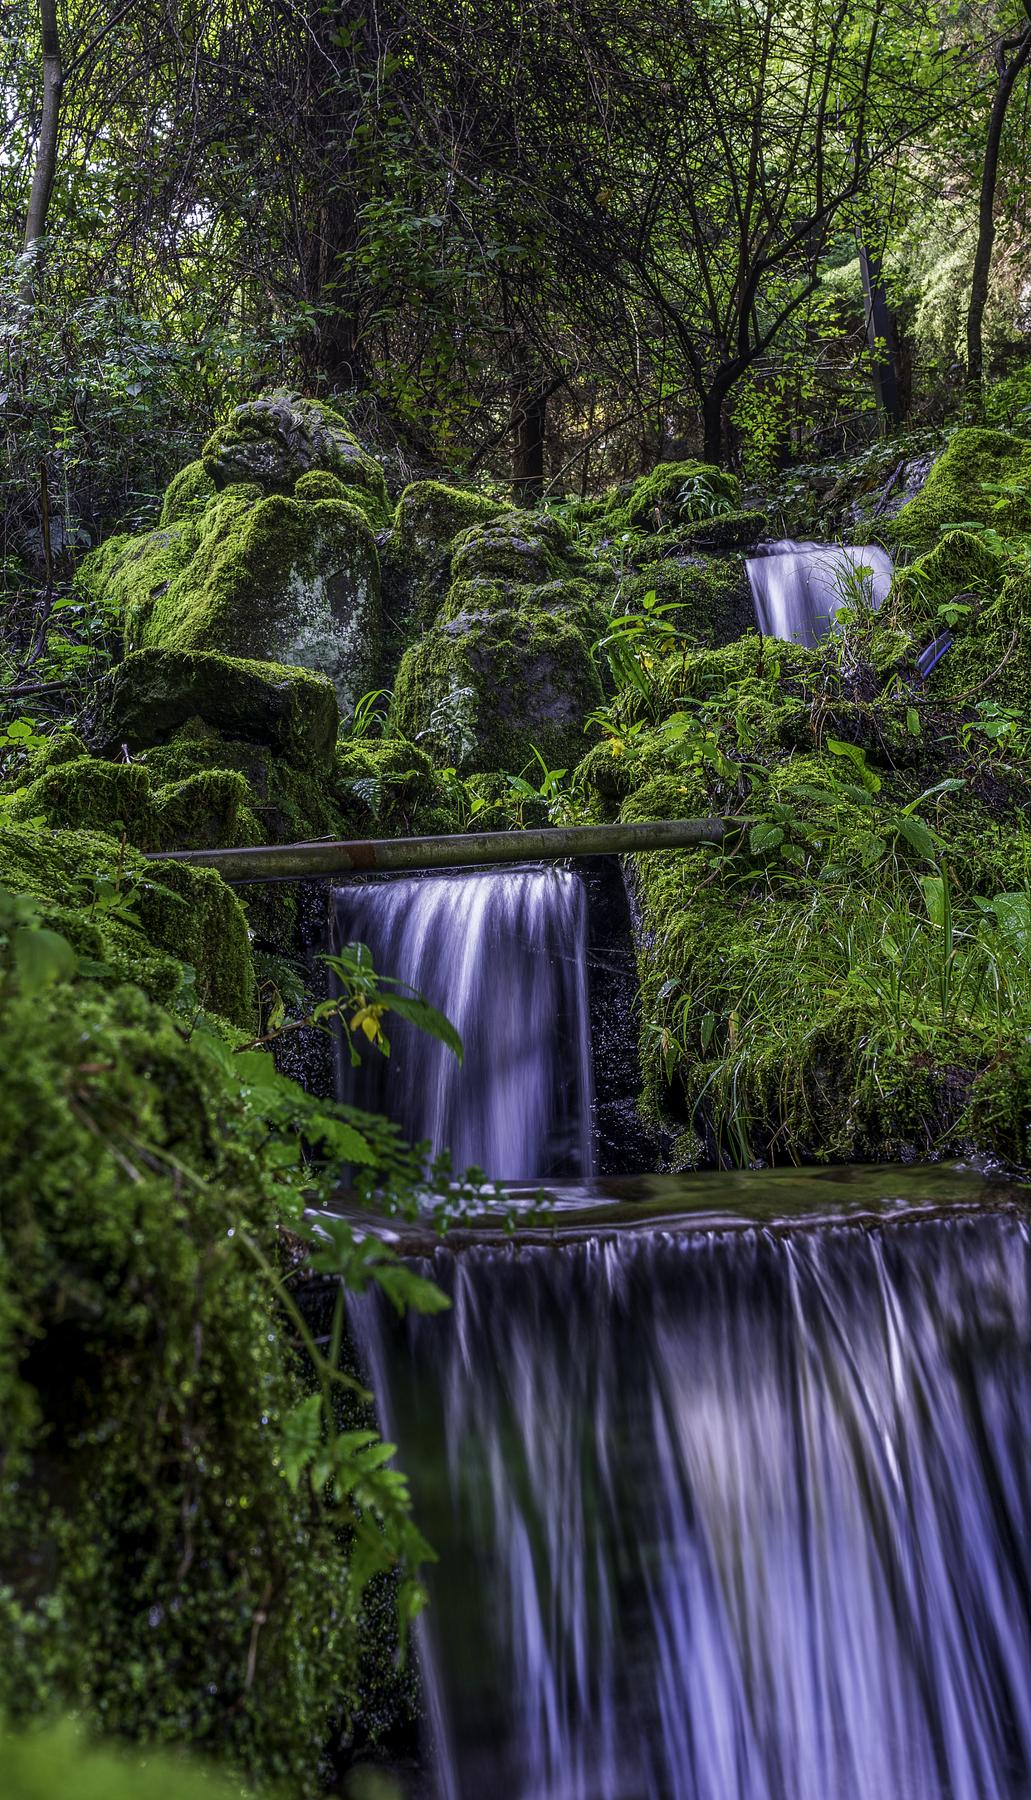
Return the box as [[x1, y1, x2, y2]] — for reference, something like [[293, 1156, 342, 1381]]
[[332, 866, 595, 1180], [746, 539, 893, 645]]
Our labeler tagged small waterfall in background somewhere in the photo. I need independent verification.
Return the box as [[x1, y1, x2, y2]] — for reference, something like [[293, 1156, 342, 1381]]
[[747, 539, 893, 645], [332, 866, 595, 1179], [352, 1204, 1031, 1800]]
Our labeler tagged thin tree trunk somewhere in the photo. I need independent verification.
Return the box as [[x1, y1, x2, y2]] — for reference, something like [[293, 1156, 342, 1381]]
[[967, 21, 1031, 394], [511, 380, 548, 505], [859, 244, 903, 423], [23, 0, 63, 259]]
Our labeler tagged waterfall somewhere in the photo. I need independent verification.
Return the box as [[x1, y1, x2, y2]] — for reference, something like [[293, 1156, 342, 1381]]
[[351, 1201, 1031, 1800], [332, 866, 595, 1179], [747, 540, 893, 645]]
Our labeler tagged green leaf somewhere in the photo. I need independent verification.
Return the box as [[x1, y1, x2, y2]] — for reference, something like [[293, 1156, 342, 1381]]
[[749, 823, 785, 855], [281, 1394, 322, 1492], [385, 994, 464, 1064], [825, 738, 881, 793], [906, 707, 921, 738], [12, 926, 77, 994], [371, 1262, 452, 1317], [895, 814, 938, 861]]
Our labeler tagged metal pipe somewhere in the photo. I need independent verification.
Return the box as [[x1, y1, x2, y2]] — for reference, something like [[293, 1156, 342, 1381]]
[[148, 817, 727, 884]]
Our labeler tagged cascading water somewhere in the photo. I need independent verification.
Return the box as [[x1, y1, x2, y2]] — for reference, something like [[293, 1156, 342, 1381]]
[[747, 539, 893, 645], [332, 866, 595, 1179], [350, 1189, 1031, 1800]]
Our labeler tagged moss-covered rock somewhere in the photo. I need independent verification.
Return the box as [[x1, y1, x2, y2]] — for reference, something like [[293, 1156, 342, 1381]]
[[392, 607, 603, 774], [140, 490, 381, 710], [76, 520, 199, 623], [81, 488, 382, 712], [886, 528, 1009, 635], [159, 460, 217, 527], [0, 823, 255, 1026], [439, 573, 607, 639], [624, 461, 741, 530], [663, 509, 769, 552], [884, 428, 1031, 554], [201, 390, 389, 522], [382, 481, 505, 637], [144, 727, 336, 845], [93, 648, 339, 770], [624, 555, 756, 645], [0, 982, 346, 1787], [333, 736, 461, 838], [450, 508, 575, 587]]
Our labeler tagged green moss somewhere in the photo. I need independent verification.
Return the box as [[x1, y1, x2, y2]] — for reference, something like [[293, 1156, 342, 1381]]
[[333, 736, 461, 837], [295, 468, 385, 525], [2, 1721, 247, 1800], [885, 528, 1008, 634], [202, 390, 389, 522], [159, 461, 216, 527], [141, 723, 339, 846], [391, 608, 603, 774], [75, 521, 199, 631], [0, 982, 346, 1788], [0, 823, 255, 1028], [665, 509, 768, 551], [3, 757, 154, 838], [383, 481, 505, 636], [126, 490, 381, 711], [625, 461, 740, 530], [884, 428, 1031, 554], [624, 556, 755, 647], [450, 509, 573, 588], [440, 574, 606, 639], [95, 649, 339, 770]]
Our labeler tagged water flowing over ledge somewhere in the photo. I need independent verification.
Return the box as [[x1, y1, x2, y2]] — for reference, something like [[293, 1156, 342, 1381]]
[[333, 865, 595, 1179], [747, 539, 894, 645], [351, 1197, 1031, 1800]]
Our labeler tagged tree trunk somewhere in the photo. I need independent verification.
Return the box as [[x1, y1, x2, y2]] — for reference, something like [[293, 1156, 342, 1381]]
[[701, 389, 725, 465], [511, 380, 548, 505], [859, 245, 903, 423], [22, 0, 62, 261], [967, 23, 1031, 395]]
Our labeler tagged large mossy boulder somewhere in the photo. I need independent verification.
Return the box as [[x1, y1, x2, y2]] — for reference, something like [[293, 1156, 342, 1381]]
[[200, 390, 389, 522], [80, 487, 382, 712], [381, 480, 504, 637], [391, 507, 609, 772], [392, 605, 603, 773], [92, 648, 339, 769], [884, 428, 1031, 555]]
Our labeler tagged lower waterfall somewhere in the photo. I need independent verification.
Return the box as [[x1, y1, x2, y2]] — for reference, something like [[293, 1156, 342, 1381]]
[[351, 1201, 1031, 1800], [746, 539, 893, 645], [332, 866, 595, 1179]]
